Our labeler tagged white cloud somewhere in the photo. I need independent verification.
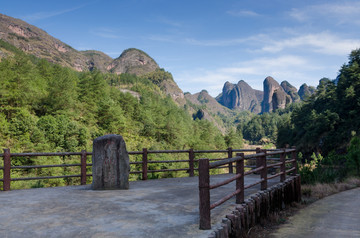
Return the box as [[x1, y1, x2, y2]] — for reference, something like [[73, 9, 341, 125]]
[[147, 34, 179, 43], [227, 10, 260, 17], [21, 4, 88, 21], [260, 32, 360, 56], [154, 16, 182, 27], [90, 28, 127, 39], [147, 34, 265, 47], [184, 34, 267, 47], [289, 2, 360, 25]]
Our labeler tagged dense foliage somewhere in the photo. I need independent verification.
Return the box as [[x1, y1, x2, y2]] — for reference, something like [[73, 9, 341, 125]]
[[277, 49, 360, 157], [0, 55, 230, 153], [0, 46, 238, 188], [240, 107, 294, 145], [275, 49, 360, 183]]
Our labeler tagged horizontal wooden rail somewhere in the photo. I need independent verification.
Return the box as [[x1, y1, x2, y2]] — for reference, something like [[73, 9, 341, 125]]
[[146, 159, 190, 163], [7, 152, 86, 157], [209, 174, 242, 190], [147, 149, 189, 154], [209, 156, 242, 168], [267, 172, 285, 180], [11, 164, 81, 169], [244, 166, 264, 175], [147, 168, 189, 173], [267, 161, 283, 169], [244, 179, 264, 189], [11, 175, 81, 181], [210, 189, 241, 210]]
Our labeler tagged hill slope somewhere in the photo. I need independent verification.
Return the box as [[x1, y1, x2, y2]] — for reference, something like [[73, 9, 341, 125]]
[[0, 13, 91, 71]]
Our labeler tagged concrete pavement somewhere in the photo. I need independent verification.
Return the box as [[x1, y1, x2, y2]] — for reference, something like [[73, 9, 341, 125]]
[[0, 174, 280, 238], [272, 187, 360, 238]]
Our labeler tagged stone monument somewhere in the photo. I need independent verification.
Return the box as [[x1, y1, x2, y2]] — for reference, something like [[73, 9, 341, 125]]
[[92, 134, 130, 190]]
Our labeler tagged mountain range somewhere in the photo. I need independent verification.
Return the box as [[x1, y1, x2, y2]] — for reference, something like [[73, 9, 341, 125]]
[[0, 12, 316, 130]]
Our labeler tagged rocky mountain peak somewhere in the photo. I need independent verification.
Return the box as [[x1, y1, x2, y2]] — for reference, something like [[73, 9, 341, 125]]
[[108, 48, 159, 76], [298, 83, 316, 100], [80, 50, 113, 72], [217, 80, 261, 113], [262, 76, 289, 113], [281, 81, 300, 102]]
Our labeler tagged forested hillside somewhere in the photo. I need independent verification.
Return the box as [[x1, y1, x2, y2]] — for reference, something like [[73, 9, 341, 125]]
[[0, 40, 237, 154]]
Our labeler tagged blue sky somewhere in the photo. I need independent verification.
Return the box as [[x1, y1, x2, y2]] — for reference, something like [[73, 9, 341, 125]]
[[2, 0, 360, 96]]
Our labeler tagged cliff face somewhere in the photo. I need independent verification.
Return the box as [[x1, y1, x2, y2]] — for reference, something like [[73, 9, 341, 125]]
[[262, 76, 289, 112], [217, 80, 262, 113]]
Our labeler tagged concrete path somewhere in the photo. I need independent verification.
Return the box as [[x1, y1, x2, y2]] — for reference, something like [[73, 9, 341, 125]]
[[0, 174, 280, 238], [272, 187, 360, 238]]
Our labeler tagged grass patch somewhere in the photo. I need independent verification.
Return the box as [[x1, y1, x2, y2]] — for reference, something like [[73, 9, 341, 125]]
[[302, 177, 360, 200]]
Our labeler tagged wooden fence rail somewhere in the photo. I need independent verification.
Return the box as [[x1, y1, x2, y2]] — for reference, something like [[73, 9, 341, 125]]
[[0, 147, 262, 191], [198, 147, 297, 229]]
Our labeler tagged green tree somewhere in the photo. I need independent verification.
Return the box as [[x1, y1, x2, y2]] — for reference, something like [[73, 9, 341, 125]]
[[347, 135, 360, 176]]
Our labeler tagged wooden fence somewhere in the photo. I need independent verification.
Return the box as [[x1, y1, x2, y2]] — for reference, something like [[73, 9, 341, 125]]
[[0, 147, 266, 191], [198, 148, 297, 229]]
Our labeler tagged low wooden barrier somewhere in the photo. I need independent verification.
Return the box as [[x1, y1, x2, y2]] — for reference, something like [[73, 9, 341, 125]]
[[198, 148, 297, 229], [0, 147, 264, 191]]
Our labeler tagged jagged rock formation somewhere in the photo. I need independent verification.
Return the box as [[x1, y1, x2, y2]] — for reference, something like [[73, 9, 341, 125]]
[[281, 81, 300, 103], [298, 83, 316, 100], [215, 76, 316, 114], [262, 76, 290, 113], [217, 80, 262, 114], [108, 48, 159, 76]]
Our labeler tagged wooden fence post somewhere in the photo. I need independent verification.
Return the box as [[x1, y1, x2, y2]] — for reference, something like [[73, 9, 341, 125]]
[[291, 146, 297, 175], [199, 158, 211, 230], [189, 148, 195, 177], [80, 150, 87, 185], [256, 147, 261, 174], [228, 147, 233, 174], [260, 149, 267, 190], [280, 149, 286, 182], [142, 148, 148, 180], [3, 149, 11, 191], [236, 153, 244, 204]]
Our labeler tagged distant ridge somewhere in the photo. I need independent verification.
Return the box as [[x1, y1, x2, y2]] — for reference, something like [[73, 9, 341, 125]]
[[217, 76, 315, 114], [0, 13, 159, 77]]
